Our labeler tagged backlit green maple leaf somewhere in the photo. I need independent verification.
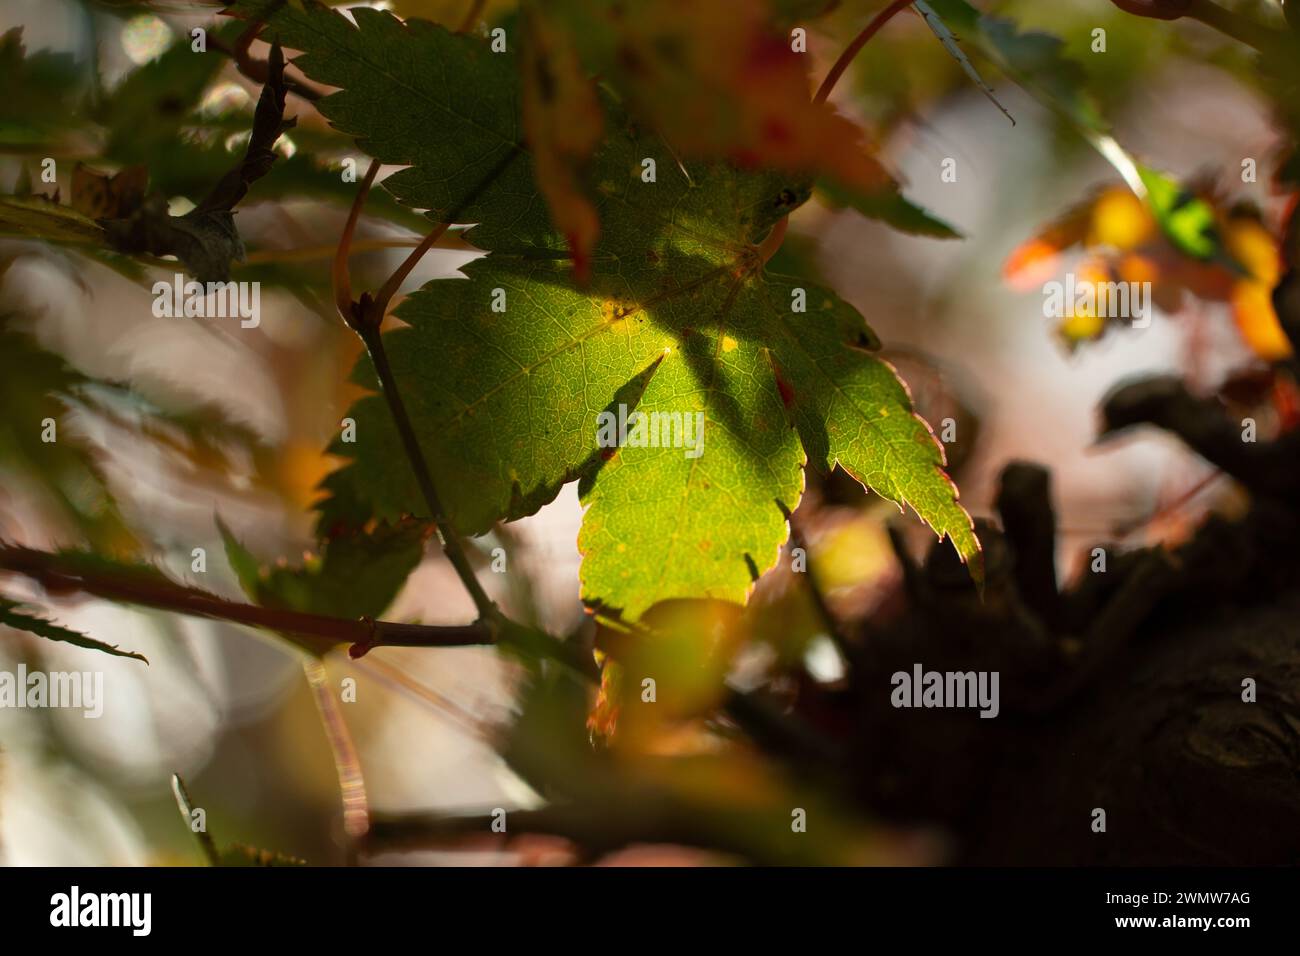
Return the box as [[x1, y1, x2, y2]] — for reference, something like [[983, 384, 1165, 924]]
[[243, 0, 978, 619]]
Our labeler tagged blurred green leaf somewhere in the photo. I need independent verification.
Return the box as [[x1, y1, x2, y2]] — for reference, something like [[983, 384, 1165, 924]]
[[219, 517, 426, 621], [927, 0, 1228, 265], [496, 667, 900, 865], [0, 27, 87, 147], [0, 195, 106, 244], [1136, 164, 1221, 261], [818, 176, 961, 239], [0, 325, 133, 545]]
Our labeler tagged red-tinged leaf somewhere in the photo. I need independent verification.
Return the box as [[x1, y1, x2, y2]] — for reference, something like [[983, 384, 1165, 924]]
[[521, 8, 603, 283]]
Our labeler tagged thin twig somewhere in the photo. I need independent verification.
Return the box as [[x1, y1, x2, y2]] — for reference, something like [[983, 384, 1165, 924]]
[[337, 149, 524, 623], [0, 540, 833, 784], [361, 147, 522, 325], [371, 220, 454, 314], [209, 30, 324, 104], [776, 500, 853, 663], [814, 0, 916, 105], [0, 543, 492, 655], [170, 774, 221, 866], [349, 653, 486, 735], [1112, 469, 1224, 539]]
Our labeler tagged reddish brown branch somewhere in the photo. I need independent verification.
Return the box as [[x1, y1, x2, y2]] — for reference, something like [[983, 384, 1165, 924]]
[[0, 544, 492, 656]]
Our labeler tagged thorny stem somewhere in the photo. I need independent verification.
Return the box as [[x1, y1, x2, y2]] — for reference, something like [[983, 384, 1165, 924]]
[[171, 774, 221, 866], [814, 0, 917, 106], [0, 543, 492, 654]]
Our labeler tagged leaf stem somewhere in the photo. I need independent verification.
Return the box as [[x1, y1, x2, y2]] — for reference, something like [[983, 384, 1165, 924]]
[[756, 216, 789, 265], [211, 23, 323, 103], [354, 322, 500, 622], [371, 220, 454, 313], [361, 147, 521, 325], [814, 0, 917, 105], [333, 158, 381, 323], [335, 149, 523, 624]]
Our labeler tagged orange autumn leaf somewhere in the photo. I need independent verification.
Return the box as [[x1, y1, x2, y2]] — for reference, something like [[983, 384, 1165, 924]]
[[1117, 251, 1160, 286], [1223, 215, 1281, 286], [587, 650, 624, 741], [553, 0, 890, 193], [1003, 238, 1063, 293], [1231, 281, 1293, 361], [1223, 215, 1291, 361], [589, 599, 743, 748], [1003, 198, 1092, 291]]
